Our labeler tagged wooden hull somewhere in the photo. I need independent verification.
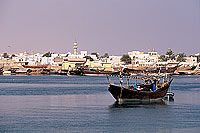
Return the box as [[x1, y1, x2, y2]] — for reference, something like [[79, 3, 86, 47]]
[[68, 69, 84, 76], [124, 66, 178, 74], [108, 79, 172, 101], [22, 64, 48, 69]]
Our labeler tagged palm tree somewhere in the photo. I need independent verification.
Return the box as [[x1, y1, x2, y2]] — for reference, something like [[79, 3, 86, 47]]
[[121, 54, 131, 64]]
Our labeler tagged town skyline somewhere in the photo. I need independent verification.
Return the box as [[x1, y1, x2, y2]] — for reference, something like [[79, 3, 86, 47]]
[[1, 43, 199, 57], [0, 48, 200, 58], [0, 0, 200, 55]]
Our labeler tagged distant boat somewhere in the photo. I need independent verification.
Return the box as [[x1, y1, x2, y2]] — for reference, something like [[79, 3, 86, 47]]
[[3, 71, 12, 75], [107, 75, 173, 102], [82, 69, 112, 76], [0, 68, 3, 75], [15, 70, 27, 74], [69, 69, 84, 76], [22, 64, 49, 69], [123, 66, 179, 74]]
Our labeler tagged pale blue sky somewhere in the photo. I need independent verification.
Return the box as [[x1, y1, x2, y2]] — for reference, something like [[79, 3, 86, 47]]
[[0, 0, 200, 55]]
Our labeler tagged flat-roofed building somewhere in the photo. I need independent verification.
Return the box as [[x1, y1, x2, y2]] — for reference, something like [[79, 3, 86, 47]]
[[62, 58, 86, 70]]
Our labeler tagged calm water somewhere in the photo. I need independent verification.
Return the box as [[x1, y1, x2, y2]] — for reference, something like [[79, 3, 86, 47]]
[[0, 75, 200, 133]]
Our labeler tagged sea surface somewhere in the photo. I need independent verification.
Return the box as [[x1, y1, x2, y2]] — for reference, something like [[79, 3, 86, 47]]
[[0, 75, 200, 133]]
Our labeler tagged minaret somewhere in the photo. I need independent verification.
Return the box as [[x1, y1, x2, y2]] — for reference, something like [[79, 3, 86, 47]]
[[73, 40, 78, 55]]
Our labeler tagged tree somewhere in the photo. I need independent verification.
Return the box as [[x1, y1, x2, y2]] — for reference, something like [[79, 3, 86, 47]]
[[91, 52, 99, 59], [121, 54, 131, 64], [166, 48, 173, 56], [84, 56, 94, 61], [103, 53, 109, 58], [101, 53, 109, 58], [2, 53, 9, 58], [11, 54, 16, 59], [159, 55, 167, 62], [176, 53, 186, 62], [43, 52, 51, 57], [11, 54, 16, 57], [165, 48, 175, 60], [170, 54, 176, 60]]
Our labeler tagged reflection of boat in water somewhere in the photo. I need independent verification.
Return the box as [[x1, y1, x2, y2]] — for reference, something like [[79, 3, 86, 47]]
[[163, 92, 174, 101], [107, 74, 173, 102], [110, 99, 166, 108]]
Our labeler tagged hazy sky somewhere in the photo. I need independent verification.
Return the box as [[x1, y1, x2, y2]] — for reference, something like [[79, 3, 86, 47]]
[[0, 0, 200, 55]]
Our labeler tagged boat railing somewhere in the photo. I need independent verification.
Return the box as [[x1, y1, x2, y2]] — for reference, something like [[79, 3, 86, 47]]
[[107, 71, 173, 92]]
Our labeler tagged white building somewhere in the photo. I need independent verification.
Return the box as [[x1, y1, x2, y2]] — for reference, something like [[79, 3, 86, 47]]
[[80, 51, 88, 57], [128, 50, 160, 67], [128, 51, 144, 59]]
